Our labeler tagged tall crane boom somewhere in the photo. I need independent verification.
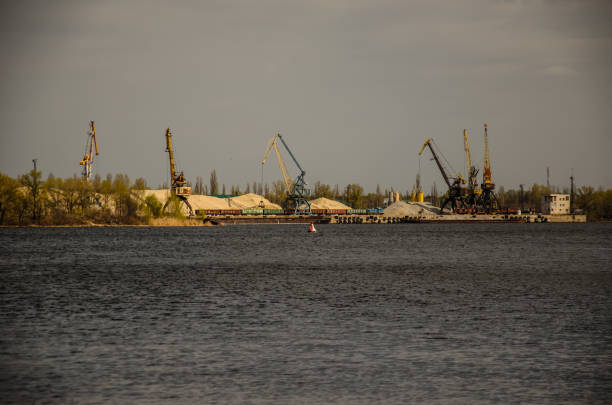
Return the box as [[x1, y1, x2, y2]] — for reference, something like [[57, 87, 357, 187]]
[[79, 120, 99, 180], [262, 135, 293, 193], [165, 128, 190, 195], [277, 135, 305, 176], [463, 129, 472, 174], [419, 138, 452, 188], [478, 122, 499, 212], [482, 123, 493, 188], [165, 128, 177, 187], [463, 129, 481, 207]]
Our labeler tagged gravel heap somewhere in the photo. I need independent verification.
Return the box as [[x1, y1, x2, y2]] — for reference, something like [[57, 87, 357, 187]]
[[383, 201, 440, 218]]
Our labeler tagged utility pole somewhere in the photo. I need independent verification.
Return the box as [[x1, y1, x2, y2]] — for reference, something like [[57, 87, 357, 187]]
[[32, 159, 38, 172], [519, 184, 524, 213], [570, 170, 574, 214], [546, 167, 550, 189]]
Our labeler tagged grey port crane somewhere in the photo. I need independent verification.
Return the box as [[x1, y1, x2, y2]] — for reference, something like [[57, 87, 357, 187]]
[[164, 128, 194, 216], [262, 133, 311, 214], [419, 138, 467, 213]]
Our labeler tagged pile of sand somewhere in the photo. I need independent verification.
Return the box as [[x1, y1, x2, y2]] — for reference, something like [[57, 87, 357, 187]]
[[188, 195, 236, 210], [136, 190, 281, 211], [414, 202, 442, 215], [307, 197, 352, 210], [383, 201, 440, 218], [228, 193, 282, 210]]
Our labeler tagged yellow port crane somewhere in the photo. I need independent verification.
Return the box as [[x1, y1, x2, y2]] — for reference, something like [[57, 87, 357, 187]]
[[164, 128, 194, 216], [478, 123, 500, 212], [262, 134, 293, 195], [262, 133, 310, 214], [79, 121, 99, 180], [463, 129, 481, 207]]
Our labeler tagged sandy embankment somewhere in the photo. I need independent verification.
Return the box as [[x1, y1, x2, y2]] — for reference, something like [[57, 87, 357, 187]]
[[147, 217, 215, 226]]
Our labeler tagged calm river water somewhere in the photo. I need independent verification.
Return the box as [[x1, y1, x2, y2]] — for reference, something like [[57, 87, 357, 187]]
[[1, 223, 611, 404]]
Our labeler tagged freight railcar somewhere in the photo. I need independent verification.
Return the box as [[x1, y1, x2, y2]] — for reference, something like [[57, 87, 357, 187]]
[[196, 209, 242, 216]]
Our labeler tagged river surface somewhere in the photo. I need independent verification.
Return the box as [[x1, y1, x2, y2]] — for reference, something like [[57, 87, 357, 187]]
[[1, 223, 611, 404]]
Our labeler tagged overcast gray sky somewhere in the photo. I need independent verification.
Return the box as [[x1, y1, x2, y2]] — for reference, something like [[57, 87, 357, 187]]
[[1, 0, 611, 193]]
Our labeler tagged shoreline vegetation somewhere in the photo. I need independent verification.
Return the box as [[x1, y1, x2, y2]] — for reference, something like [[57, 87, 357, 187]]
[[1, 170, 611, 227], [1, 217, 214, 228]]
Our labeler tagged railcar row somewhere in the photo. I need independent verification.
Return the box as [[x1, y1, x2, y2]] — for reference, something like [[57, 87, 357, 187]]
[[195, 208, 384, 216], [454, 207, 521, 215]]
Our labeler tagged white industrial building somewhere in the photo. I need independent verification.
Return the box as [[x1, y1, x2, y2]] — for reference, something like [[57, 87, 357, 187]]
[[541, 194, 571, 215]]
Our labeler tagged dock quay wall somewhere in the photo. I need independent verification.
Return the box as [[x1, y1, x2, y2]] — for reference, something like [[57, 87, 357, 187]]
[[206, 213, 587, 225]]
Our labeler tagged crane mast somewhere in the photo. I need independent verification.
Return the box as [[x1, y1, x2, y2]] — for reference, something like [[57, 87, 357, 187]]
[[482, 123, 493, 190], [79, 121, 99, 180], [164, 128, 193, 216], [165, 128, 177, 187], [478, 123, 500, 212], [464, 129, 472, 175], [165, 128, 190, 195]]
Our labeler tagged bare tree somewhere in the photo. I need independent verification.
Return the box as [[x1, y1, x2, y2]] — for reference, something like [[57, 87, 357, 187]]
[[21, 167, 44, 223], [209, 170, 219, 195], [195, 176, 204, 194]]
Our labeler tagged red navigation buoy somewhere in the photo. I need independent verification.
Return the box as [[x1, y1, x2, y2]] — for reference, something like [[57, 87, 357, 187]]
[[308, 222, 317, 233]]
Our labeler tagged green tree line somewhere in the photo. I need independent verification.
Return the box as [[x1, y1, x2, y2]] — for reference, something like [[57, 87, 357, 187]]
[[0, 171, 175, 226]]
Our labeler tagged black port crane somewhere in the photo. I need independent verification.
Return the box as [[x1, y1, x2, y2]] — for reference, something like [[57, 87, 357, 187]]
[[262, 133, 311, 214], [419, 138, 467, 213]]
